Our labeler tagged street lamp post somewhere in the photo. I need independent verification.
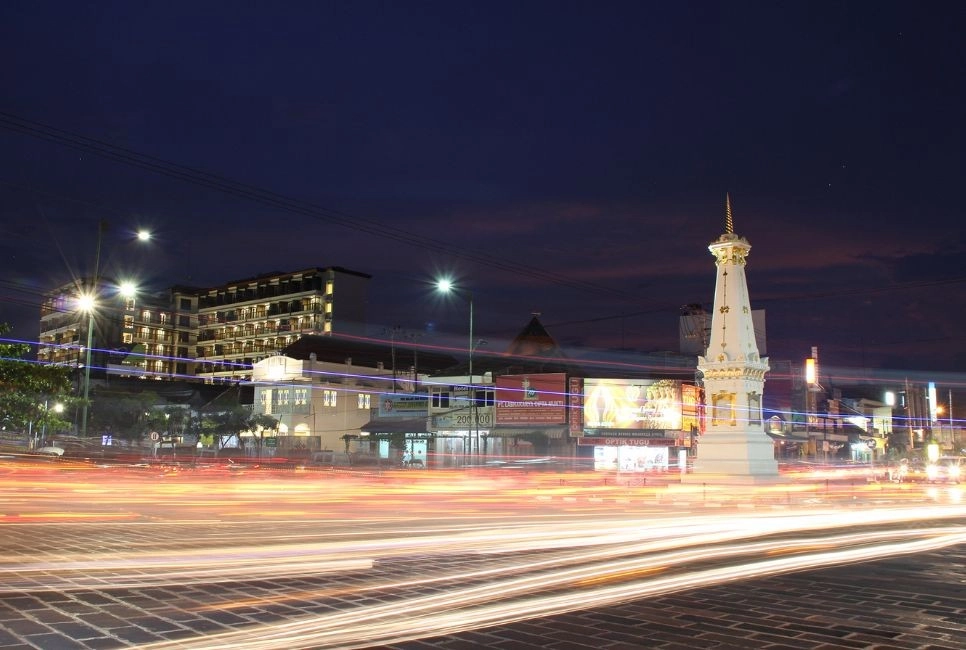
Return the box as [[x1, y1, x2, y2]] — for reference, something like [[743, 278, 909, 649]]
[[79, 220, 106, 438], [436, 279, 477, 459]]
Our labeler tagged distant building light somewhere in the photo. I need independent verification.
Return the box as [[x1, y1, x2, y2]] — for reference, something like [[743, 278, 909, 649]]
[[805, 358, 816, 385]]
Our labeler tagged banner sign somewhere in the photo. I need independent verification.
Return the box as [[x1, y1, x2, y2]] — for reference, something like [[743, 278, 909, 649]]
[[496, 373, 567, 424]]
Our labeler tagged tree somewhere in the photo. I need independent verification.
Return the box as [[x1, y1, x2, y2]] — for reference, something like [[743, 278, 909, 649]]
[[0, 323, 76, 445], [88, 390, 165, 442], [200, 405, 277, 452], [248, 412, 279, 457]]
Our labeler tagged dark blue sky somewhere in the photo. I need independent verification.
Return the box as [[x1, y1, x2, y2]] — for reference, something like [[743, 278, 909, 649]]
[[1, 1, 964, 375]]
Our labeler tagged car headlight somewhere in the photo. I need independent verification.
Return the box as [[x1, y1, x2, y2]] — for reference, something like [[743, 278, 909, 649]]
[[949, 465, 961, 478], [926, 464, 939, 479]]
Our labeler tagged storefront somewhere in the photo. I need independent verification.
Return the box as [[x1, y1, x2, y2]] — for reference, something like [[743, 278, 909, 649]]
[[574, 378, 696, 473], [494, 373, 571, 459], [578, 431, 683, 472]]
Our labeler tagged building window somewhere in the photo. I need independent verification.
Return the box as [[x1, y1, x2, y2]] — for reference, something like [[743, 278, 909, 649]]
[[295, 388, 308, 406], [180, 298, 191, 309], [124, 315, 134, 328], [122, 333, 133, 344], [324, 389, 337, 407], [357, 393, 371, 409], [432, 391, 450, 408]]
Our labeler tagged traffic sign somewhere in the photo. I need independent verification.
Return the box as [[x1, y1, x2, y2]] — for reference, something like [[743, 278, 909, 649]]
[[866, 438, 877, 449]]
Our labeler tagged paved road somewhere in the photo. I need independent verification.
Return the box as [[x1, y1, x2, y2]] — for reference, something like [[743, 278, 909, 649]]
[[388, 545, 965, 650], [1, 459, 963, 649], [1, 524, 962, 650]]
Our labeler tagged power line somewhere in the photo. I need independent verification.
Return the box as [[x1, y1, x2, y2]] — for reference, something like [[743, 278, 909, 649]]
[[0, 110, 634, 300]]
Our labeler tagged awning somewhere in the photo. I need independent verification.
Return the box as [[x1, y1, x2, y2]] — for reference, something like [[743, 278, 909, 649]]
[[488, 426, 570, 440], [360, 418, 431, 435]]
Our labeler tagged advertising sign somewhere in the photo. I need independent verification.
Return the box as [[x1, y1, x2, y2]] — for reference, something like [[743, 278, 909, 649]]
[[569, 376, 584, 436], [681, 383, 700, 433], [432, 410, 493, 429], [496, 373, 567, 424], [583, 378, 682, 430], [378, 393, 429, 418]]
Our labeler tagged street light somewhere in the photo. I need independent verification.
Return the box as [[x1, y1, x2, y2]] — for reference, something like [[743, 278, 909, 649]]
[[78, 221, 148, 437], [436, 278, 477, 458]]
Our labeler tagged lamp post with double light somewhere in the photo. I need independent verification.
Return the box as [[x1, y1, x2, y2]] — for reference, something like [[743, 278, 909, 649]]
[[435, 278, 478, 459], [78, 222, 151, 437]]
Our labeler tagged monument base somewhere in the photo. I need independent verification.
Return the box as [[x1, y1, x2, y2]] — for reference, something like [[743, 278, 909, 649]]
[[682, 430, 780, 485]]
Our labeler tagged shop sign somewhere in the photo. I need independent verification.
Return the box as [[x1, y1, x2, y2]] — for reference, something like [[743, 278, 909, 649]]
[[379, 394, 429, 417], [578, 436, 678, 447], [433, 410, 493, 429]]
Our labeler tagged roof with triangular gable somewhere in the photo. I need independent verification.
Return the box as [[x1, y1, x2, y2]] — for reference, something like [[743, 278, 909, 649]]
[[504, 314, 563, 357]]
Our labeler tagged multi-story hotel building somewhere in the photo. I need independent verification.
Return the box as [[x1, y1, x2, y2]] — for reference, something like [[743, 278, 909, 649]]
[[194, 267, 370, 382], [37, 266, 371, 384]]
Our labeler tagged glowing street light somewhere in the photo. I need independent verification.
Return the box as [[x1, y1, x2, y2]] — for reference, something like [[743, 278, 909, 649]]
[[78, 291, 98, 438], [435, 278, 478, 458]]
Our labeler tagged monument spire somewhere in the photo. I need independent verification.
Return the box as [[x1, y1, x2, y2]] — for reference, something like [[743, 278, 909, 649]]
[[686, 195, 779, 484]]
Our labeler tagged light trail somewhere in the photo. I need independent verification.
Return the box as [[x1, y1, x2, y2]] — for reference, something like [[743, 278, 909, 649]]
[[4, 506, 963, 591], [135, 527, 965, 650], [1, 459, 964, 649]]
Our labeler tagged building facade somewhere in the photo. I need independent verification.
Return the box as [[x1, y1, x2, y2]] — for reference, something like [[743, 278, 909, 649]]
[[194, 267, 370, 382], [38, 266, 371, 386]]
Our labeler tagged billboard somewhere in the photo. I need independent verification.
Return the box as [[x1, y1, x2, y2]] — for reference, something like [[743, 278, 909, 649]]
[[583, 378, 682, 430], [496, 373, 568, 424]]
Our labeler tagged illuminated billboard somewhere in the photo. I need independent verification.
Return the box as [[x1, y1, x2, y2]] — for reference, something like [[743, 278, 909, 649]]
[[496, 373, 568, 424], [583, 378, 682, 430]]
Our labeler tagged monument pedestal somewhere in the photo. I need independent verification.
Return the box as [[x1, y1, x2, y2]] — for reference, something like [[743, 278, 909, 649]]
[[683, 430, 779, 485]]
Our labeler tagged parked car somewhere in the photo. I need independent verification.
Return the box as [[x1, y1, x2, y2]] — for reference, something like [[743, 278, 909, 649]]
[[926, 456, 964, 484]]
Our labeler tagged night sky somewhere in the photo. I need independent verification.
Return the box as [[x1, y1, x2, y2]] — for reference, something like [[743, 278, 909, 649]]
[[2, 1, 964, 377]]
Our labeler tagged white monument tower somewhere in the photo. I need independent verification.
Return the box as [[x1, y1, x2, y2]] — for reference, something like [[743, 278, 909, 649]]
[[689, 195, 779, 483]]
